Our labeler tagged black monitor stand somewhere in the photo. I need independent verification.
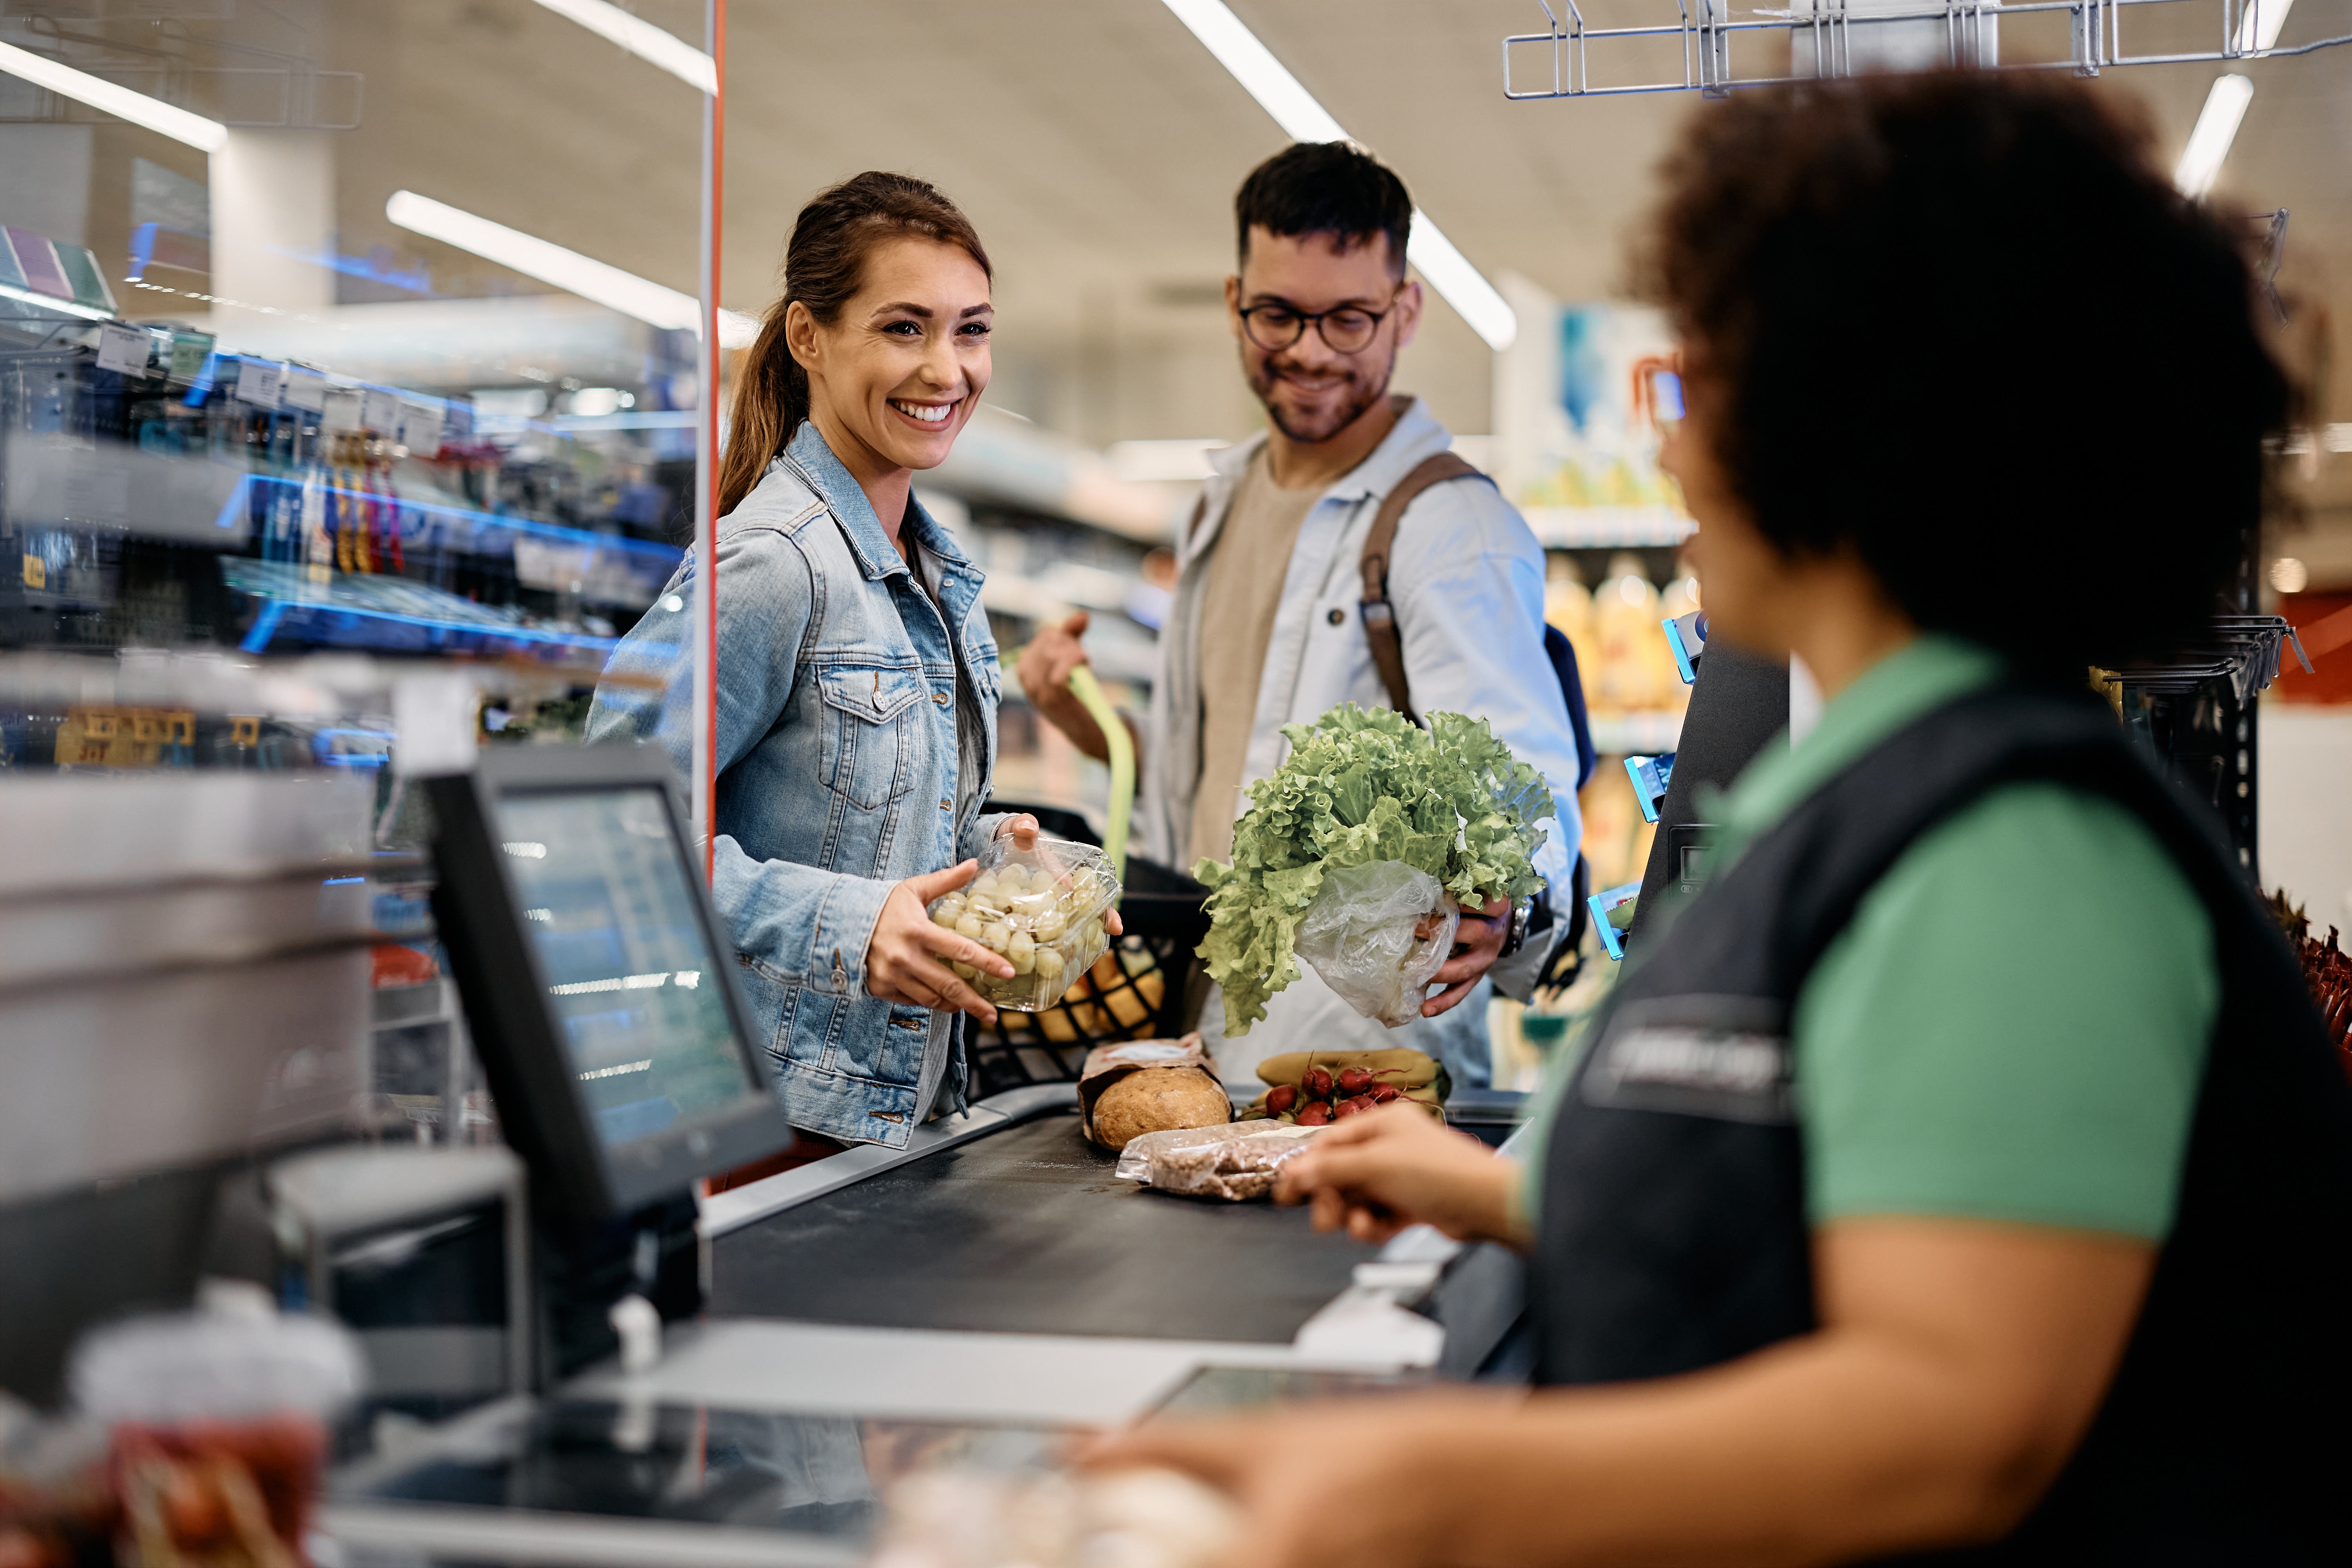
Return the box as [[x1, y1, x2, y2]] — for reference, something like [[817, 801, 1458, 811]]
[[425, 746, 797, 1388]]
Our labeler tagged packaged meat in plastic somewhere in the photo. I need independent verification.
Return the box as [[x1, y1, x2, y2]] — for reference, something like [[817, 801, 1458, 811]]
[[1292, 860, 1461, 1027], [927, 835, 1119, 1012], [1114, 1121, 1323, 1201]]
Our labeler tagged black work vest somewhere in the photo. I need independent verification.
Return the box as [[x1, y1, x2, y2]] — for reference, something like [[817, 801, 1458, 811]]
[[1534, 684, 2352, 1561]]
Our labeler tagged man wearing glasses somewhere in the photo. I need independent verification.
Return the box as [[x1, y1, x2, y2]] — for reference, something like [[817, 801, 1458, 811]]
[[1018, 142, 1582, 1085]]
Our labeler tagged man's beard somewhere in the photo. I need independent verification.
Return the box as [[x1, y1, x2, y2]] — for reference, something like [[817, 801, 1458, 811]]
[[1247, 348, 1396, 445]]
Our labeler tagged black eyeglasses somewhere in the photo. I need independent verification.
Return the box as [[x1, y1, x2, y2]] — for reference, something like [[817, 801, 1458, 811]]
[[1237, 292, 1400, 354]]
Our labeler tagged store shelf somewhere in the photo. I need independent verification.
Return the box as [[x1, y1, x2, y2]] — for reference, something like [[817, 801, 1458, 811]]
[[1587, 710, 1684, 755], [241, 473, 682, 609], [1526, 506, 1693, 549], [220, 556, 622, 662]]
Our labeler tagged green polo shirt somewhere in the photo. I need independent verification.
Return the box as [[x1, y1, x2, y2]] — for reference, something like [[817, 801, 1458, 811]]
[[1519, 635, 2217, 1239]]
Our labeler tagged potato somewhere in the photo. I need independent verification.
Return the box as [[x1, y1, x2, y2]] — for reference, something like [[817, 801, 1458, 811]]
[[1034, 947, 1065, 980], [955, 913, 983, 940], [982, 921, 1013, 952], [1035, 913, 1067, 942], [951, 960, 977, 980]]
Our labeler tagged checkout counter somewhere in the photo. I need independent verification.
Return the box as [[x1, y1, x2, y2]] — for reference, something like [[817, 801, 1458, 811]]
[[318, 747, 1525, 1567]]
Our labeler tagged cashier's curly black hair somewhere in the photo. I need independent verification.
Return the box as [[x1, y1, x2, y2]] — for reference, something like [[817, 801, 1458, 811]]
[[1641, 73, 2290, 671], [720, 172, 991, 518]]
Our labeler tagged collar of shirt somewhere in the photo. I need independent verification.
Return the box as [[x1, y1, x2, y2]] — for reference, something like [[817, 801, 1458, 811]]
[[782, 420, 973, 582], [1705, 632, 2008, 872], [1189, 395, 1452, 561]]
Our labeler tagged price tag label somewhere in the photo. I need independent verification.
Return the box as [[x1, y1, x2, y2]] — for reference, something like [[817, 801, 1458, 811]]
[[96, 323, 151, 375], [323, 389, 364, 432], [361, 388, 400, 435], [397, 401, 445, 455], [233, 358, 283, 408], [282, 368, 329, 414], [168, 331, 214, 382]]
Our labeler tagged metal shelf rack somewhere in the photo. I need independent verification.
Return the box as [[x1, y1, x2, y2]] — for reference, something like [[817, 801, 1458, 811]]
[[1503, 0, 2352, 99]]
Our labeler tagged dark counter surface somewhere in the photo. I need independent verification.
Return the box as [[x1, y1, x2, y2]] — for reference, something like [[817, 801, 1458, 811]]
[[709, 1110, 1375, 1343]]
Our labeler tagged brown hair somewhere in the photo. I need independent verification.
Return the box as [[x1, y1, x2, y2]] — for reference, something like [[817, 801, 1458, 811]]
[[718, 171, 992, 517]]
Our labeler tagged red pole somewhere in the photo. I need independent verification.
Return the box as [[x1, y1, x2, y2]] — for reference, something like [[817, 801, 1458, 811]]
[[694, 0, 726, 883]]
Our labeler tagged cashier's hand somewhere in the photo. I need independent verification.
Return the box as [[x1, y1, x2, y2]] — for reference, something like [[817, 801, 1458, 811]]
[[1421, 897, 1510, 1018], [868, 862, 1015, 1024], [1076, 1390, 1512, 1568], [1277, 1103, 1529, 1250]]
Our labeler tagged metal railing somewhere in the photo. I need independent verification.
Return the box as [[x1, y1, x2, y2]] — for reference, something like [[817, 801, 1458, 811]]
[[1503, 0, 2352, 99]]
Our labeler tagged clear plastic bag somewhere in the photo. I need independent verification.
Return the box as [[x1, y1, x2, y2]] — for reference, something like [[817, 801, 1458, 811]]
[[1293, 860, 1461, 1027], [1114, 1121, 1323, 1201], [926, 834, 1120, 1012]]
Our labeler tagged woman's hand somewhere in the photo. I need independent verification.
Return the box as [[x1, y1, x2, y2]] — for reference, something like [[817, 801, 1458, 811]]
[[992, 812, 1123, 936], [866, 861, 1014, 1024], [1276, 1103, 1527, 1248]]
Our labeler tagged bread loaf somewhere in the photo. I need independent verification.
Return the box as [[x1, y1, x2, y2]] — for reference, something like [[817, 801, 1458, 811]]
[[1088, 1068, 1230, 1151]]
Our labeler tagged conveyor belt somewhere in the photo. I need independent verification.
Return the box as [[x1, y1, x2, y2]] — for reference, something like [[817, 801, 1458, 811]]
[[710, 1110, 1375, 1343]]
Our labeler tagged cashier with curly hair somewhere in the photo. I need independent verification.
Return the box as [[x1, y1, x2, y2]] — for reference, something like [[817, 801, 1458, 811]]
[[1088, 72, 2352, 1564]]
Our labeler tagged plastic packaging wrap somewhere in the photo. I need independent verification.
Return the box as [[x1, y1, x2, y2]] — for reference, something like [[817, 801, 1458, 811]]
[[1293, 860, 1461, 1027], [927, 835, 1119, 1012], [1114, 1121, 1323, 1201]]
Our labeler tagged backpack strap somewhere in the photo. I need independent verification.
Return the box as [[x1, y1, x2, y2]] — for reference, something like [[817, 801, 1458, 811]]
[[1358, 451, 1492, 724]]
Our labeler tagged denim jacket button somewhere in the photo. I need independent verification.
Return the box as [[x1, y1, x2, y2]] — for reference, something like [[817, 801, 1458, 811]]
[[938, 797, 951, 811], [932, 691, 949, 706]]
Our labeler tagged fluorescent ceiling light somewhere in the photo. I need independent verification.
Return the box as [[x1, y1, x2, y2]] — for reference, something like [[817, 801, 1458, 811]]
[[2236, 0, 2295, 51], [1157, 0, 1518, 350], [2175, 74, 2254, 199], [387, 191, 757, 343], [0, 38, 227, 152], [530, 0, 716, 94]]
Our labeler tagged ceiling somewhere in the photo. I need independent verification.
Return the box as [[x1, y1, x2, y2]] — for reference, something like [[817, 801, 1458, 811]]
[[9, 0, 2350, 500]]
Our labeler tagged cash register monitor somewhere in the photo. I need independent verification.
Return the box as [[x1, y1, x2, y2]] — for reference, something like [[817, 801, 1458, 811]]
[[428, 748, 793, 1223]]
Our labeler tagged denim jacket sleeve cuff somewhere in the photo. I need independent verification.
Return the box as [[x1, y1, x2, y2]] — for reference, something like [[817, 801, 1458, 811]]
[[962, 811, 1011, 863], [809, 870, 896, 995]]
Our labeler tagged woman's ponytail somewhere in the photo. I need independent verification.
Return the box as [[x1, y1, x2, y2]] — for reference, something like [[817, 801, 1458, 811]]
[[716, 172, 991, 519]]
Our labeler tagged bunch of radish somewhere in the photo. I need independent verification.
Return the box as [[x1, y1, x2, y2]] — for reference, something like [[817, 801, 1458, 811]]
[[1262, 1063, 1406, 1127]]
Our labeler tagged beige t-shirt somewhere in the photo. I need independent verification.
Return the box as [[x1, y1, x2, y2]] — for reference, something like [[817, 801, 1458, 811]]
[[1189, 450, 1321, 864]]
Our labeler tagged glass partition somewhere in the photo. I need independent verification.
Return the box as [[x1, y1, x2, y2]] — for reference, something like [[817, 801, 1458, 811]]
[[0, 0, 714, 1145]]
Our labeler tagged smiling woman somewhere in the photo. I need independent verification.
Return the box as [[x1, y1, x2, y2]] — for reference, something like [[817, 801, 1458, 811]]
[[584, 173, 1107, 1153]]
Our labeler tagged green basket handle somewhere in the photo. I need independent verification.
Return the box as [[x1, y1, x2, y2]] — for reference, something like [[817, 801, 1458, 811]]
[[1066, 664, 1132, 883]]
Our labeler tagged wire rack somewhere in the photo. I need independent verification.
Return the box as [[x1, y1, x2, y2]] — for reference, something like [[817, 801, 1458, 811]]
[[1503, 0, 2352, 99]]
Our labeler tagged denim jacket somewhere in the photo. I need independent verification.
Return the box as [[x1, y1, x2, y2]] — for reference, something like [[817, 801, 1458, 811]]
[[587, 422, 1003, 1149]]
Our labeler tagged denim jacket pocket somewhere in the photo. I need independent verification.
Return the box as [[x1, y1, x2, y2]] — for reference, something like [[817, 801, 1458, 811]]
[[817, 662, 925, 810]]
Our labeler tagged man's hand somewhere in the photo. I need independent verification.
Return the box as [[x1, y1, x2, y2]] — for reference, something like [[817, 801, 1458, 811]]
[[1422, 895, 1511, 1017], [1014, 611, 1112, 762], [866, 861, 1014, 1024], [1275, 1102, 1526, 1248]]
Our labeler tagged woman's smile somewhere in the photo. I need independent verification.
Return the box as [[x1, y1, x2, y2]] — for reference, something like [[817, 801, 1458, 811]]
[[888, 396, 959, 427]]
